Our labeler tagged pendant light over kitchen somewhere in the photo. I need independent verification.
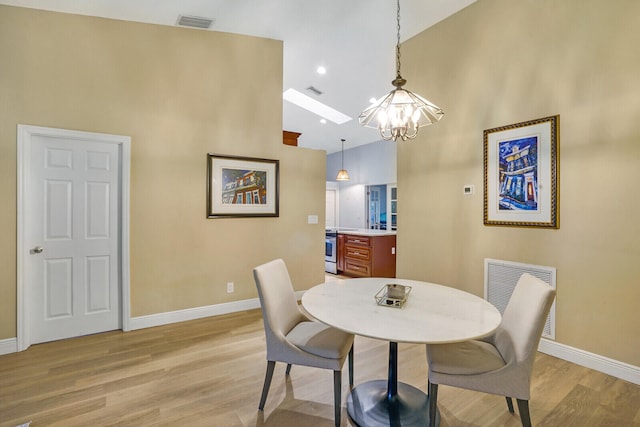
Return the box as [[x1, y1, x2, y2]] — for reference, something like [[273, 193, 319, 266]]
[[336, 138, 350, 181], [358, 0, 444, 141]]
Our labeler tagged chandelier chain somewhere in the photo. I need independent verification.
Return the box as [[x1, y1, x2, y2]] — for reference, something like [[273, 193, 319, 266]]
[[396, 0, 401, 78]]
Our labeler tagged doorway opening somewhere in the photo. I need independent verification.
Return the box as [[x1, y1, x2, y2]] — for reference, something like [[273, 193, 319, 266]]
[[366, 184, 397, 231]]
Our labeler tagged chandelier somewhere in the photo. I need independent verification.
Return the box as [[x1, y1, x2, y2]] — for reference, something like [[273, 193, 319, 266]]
[[358, 0, 444, 141]]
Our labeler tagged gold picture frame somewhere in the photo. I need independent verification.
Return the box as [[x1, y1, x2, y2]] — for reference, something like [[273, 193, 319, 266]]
[[483, 115, 559, 228]]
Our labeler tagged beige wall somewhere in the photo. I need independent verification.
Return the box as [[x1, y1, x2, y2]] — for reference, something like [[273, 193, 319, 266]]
[[398, 0, 640, 366], [0, 6, 326, 339]]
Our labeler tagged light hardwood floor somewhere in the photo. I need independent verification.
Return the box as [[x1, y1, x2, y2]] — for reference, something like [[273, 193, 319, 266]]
[[1, 309, 639, 427]]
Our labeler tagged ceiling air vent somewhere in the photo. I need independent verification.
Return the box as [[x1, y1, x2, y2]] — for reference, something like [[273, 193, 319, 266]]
[[176, 15, 214, 29], [306, 86, 323, 96]]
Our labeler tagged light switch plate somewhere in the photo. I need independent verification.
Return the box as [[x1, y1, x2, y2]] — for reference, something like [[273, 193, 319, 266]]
[[308, 215, 318, 224]]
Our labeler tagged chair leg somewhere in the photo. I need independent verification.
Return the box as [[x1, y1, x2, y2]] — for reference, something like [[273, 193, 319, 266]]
[[333, 370, 342, 427], [348, 344, 354, 387], [428, 382, 438, 427], [516, 399, 532, 427], [285, 363, 292, 375], [258, 361, 276, 410], [506, 396, 515, 413]]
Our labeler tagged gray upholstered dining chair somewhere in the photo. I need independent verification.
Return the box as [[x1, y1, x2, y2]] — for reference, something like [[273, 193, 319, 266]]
[[253, 259, 354, 427], [426, 273, 556, 427]]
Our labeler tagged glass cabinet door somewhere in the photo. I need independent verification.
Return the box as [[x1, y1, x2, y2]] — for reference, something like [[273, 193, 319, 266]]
[[389, 186, 397, 230]]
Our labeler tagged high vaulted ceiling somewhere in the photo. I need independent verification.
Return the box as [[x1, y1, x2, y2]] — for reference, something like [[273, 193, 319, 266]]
[[1, 0, 476, 153]]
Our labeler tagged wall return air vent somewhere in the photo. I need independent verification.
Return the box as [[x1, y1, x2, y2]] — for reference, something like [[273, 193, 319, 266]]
[[484, 258, 556, 339], [176, 15, 213, 29]]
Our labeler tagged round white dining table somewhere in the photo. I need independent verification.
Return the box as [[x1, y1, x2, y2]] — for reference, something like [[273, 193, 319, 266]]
[[301, 277, 502, 427]]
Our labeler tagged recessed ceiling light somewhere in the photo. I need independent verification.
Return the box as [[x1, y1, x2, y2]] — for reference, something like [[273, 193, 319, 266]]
[[369, 97, 378, 103], [283, 88, 352, 125], [317, 66, 327, 75], [320, 119, 327, 124]]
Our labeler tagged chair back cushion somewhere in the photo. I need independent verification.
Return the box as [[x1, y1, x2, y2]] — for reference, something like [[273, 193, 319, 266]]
[[494, 273, 556, 368], [253, 259, 303, 351]]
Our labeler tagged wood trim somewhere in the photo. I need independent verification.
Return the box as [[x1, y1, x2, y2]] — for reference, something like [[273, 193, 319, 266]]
[[283, 130, 301, 146]]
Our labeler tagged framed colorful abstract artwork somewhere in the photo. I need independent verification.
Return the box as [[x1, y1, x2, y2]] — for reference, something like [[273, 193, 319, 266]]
[[484, 115, 559, 228]]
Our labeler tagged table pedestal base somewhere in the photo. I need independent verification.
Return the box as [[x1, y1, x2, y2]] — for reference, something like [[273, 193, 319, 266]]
[[347, 380, 440, 427]]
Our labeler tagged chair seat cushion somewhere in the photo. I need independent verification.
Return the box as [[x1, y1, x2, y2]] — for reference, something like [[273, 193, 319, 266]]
[[287, 321, 353, 359], [428, 340, 506, 375]]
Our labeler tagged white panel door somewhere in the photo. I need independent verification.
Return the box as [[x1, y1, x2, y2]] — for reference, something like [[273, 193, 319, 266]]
[[26, 134, 121, 344]]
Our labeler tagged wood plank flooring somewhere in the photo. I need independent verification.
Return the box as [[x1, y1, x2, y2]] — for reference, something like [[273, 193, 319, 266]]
[[1, 308, 639, 427]]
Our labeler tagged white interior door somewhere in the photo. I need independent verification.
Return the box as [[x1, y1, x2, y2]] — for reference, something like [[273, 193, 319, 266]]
[[20, 126, 127, 345]]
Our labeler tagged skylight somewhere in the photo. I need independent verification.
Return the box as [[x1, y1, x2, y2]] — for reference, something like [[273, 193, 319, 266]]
[[283, 88, 352, 125]]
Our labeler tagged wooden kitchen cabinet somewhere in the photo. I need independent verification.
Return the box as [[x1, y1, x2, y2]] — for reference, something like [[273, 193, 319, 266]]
[[339, 234, 396, 278]]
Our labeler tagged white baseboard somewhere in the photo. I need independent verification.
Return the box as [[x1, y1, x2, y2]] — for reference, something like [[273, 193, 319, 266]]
[[129, 297, 262, 330], [0, 337, 17, 355], [539, 338, 640, 385], [129, 291, 305, 330]]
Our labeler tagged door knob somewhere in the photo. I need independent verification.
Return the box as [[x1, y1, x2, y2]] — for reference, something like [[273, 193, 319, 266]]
[[31, 246, 44, 254]]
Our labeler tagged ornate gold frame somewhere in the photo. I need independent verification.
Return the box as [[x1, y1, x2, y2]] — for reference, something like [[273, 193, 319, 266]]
[[483, 115, 559, 228]]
